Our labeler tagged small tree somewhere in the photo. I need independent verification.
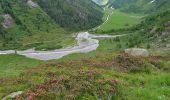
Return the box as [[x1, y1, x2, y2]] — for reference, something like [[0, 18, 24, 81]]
[[147, 43, 151, 49]]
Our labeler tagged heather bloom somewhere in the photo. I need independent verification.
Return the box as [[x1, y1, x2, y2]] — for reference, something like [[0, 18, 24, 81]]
[[27, 95, 32, 100], [16, 95, 19, 100]]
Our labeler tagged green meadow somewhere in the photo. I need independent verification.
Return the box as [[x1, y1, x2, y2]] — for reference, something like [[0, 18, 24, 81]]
[[97, 10, 142, 32], [0, 55, 42, 77]]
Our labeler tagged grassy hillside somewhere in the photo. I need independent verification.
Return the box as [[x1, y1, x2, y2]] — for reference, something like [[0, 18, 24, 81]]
[[109, 0, 170, 14], [0, 51, 169, 99], [0, 0, 103, 50], [134, 10, 170, 54], [0, 54, 42, 77], [0, 0, 76, 50], [36, 0, 103, 31]]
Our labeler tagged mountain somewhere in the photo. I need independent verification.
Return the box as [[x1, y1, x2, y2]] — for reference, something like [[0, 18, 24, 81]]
[[36, 0, 103, 30], [109, 0, 170, 14], [0, 0, 103, 50]]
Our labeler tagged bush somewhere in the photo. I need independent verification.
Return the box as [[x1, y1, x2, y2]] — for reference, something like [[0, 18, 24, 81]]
[[115, 53, 153, 73], [20, 68, 119, 100], [36, 44, 63, 50]]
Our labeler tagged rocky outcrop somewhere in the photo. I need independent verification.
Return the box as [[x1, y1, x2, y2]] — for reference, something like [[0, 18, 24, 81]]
[[2, 91, 23, 100], [125, 48, 149, 57], [1, 14, 13, 28], [27, 0, 38, 8]]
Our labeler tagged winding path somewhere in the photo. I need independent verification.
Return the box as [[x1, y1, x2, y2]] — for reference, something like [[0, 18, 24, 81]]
[[0, 32, 125, 60]]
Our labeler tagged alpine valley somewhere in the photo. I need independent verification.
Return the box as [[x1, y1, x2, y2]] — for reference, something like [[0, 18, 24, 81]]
[[0, 0, 169, 100]]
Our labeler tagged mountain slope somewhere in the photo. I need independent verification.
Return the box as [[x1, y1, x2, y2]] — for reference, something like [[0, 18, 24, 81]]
[[36, 0, 104, 30], [136, 10, 170, 45], [109, 0, 170, 14], [118, 10, 170, 55], [0, 0, 72, 50], [0, 0, 103, 50]]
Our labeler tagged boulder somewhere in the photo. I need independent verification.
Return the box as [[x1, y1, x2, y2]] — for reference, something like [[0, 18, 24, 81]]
[[125, 48, 149, 57], [166, 44, 170, 48], [1, 14, 13, 28], [2, 91, 23, 100]]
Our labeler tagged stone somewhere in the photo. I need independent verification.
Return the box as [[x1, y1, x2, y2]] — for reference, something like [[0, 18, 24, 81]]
[[125, 48, 149, 57], [1, 14, 13, 28], [166, 44, 170, 48], [2, 91, 23, 100]]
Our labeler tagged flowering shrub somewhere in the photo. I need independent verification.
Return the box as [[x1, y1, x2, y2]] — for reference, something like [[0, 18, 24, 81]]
[[114, 53, 152, 73], [19, 67, 119, 100]]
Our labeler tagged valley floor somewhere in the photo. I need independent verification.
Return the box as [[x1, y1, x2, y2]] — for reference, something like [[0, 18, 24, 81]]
[[0, 31, 169, 99], [0, 8, 170, 100]]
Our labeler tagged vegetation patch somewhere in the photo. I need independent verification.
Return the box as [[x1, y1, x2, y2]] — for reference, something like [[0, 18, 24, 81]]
[[20, 68, 119, 100], [0, 54, 42, 77], [114, 53, 154, 73], [95, 10, 141, 33]]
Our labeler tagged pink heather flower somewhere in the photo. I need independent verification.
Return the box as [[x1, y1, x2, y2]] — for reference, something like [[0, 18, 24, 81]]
[[16, 95, 19, 100], [27, 95, 32, 100], [112, 61, 116, 65]]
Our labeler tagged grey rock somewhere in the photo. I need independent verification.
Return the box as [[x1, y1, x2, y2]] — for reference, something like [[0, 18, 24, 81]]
[[2, 91, 23, 100], [1, 14, 13, 28], [166, 44, 170, 48], [125, 48, 149, 57]]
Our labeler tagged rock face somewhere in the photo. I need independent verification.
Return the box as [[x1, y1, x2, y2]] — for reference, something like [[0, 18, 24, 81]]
[[125, 48, 149, 57], [27, 0, 38, 8], [1, 14, 13, 28]]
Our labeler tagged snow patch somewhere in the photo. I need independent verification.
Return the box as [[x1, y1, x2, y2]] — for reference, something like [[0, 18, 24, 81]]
[[149, 0, 156, 4]]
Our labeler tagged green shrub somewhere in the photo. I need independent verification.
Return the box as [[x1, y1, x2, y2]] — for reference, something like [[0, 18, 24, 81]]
[[115, 53, 153, 73]]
